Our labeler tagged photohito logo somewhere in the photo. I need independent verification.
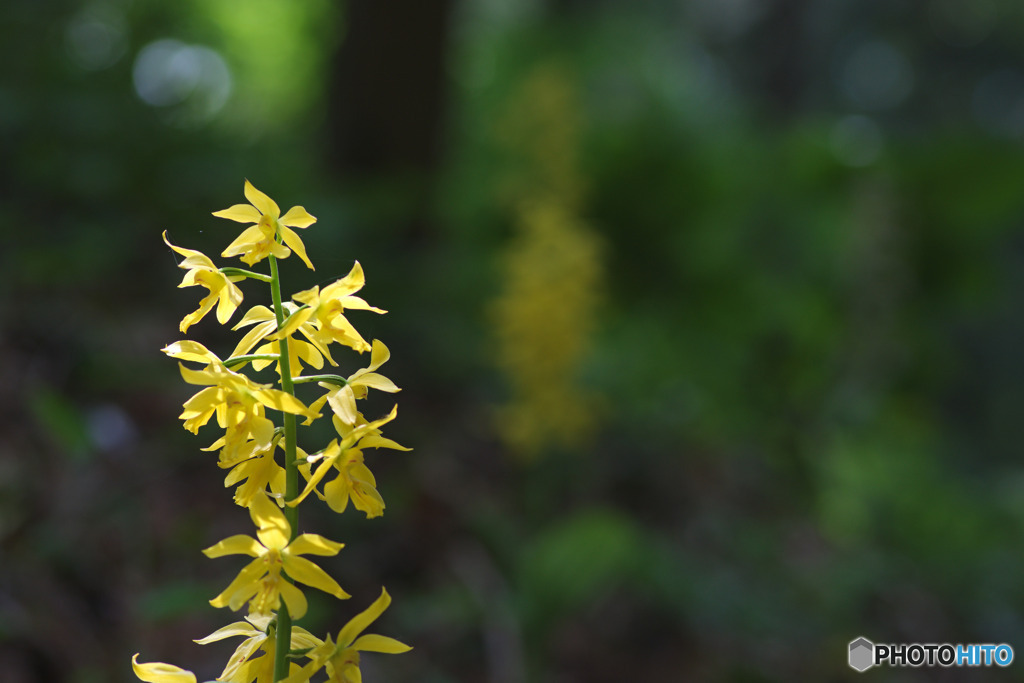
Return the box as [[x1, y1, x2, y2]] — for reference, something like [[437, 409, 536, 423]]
[[848, 637, 1014, 671]]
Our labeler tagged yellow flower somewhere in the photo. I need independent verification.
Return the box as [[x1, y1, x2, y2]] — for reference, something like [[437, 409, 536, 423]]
[[307, 339, 399, 426], [291, 262, 385, 354], [291, 406, 408, 517], [204, 492, 349, 618], [230, 304, 333, 374], [283, 588, 411, 683], [214, 180, 317, 270], [163, 341, 310, 459], [131, 654, 195, 683], [163, 232, 243, 333], [194, 613, 322, 683]]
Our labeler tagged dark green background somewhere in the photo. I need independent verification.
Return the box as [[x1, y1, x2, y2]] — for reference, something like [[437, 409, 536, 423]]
[[4, 1, 1024, 681]]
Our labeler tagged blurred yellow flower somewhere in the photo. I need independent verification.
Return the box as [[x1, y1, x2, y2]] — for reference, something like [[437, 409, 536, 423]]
[[163, 232, 243, 333], [131, 655, 195, 683], [204, 492, 349, 618], [283, 588, 411, 683], [214, 179, 317, 269]]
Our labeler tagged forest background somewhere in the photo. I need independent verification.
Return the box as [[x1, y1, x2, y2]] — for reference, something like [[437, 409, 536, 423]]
[[4, 0, 1024, 681]]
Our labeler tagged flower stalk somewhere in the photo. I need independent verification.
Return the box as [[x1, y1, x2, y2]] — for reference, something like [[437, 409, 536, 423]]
[[135, 180, 411, 682]]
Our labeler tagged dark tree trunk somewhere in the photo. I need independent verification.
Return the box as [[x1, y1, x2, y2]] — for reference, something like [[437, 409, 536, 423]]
[[323, 0, 454, 242]]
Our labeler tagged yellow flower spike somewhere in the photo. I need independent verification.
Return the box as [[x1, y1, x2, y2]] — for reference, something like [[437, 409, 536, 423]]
[[308, 339, 400, 426], [214, 180, 317, 270], [204, 492, 349, 618], [131, 654, 196, 683], [163, 232, 244, 332], [195, 613, 322, 683], [282, 588, 411, 683]]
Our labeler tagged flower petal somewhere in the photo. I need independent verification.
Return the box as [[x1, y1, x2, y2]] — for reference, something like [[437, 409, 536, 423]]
[[351, 634, 412, 654], [163, 340, 220, 364], [280, 205, 317, 228], [131, 654, 197, 683], [282, 554, 350, 600], [288, 533, 344, 557], [249, 492, 291, 549], [280, 226, 315, 270], [193, 621, 260, 644], [243, 180, 280, 217], [278, 578, 309, 619], [202, 534, 262, 558], [338, 588, 392, 648], [213, 203, 262, 223]]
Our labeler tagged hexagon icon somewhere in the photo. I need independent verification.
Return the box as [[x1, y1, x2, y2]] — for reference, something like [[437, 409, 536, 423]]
[[849, 637, 874, 672]]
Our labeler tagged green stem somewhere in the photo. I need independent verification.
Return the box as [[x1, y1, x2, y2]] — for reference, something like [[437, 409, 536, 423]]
[[219, 266, 272, 282], [224, 353, 280, 369], [269, 253, 299, 682], [291, 374, 348, 386]]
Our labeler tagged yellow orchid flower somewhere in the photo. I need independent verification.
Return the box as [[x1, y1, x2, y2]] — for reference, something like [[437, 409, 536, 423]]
[[214, 179, 317, 270], [162, 341, 311, 461], [131, 654, 196, 683], [291, 405, 409, 517], [204, 492, 350, 618], [282, 588, 411, 683], [163, 232, 244, 333], [194, 613, 322, 683], [230, 303, 334, 375], [291, 261, 385, 353], [307, 339, 399, 426]]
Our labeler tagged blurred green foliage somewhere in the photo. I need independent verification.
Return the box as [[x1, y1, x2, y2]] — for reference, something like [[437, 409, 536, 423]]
[[5, 1, 1024, 682]]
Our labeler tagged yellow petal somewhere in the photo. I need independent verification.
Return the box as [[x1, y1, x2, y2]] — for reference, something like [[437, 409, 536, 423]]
[[179, 294, 217, 333], [351, 634, 412, 654], [367, 339, 390, 371], [287, 442, 340, 507], [277, 307, 313, 340], [323, 475, 352, 514], [230, 320, 278, 358], [358, 434, 411, 451], [352, 372, 399, 393], [213, 203, 262, 223], [222, 224, 270, 259], [288, 533, 344, 556], [323, 262, 366, 298], [202, 534, 262, 558], [278, 578, 309, 619], [254, 388, 310, 416], [163, 340, 219, 364], [339, 295, 386, 314], [280, 226, 315, 270], [193, 621, 260, 644], [210, 557, 264, 610], [131, 654, 196, 683], [280, 205, 317, 228], [214, 281, 244, 325], [282, 554, 350, 600], [243, 180, 280, 217], [338, 588, 392, 648], [233, 305, 276, 329], [326, 385, 358, 425], [292, 285, 320, 307], [249, 492, 291, 549]]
